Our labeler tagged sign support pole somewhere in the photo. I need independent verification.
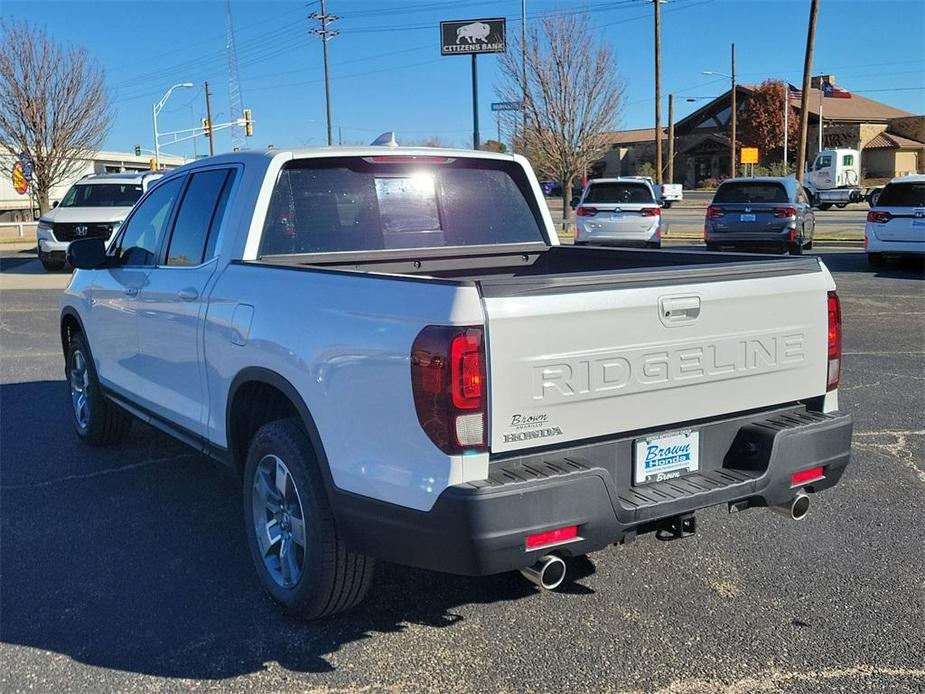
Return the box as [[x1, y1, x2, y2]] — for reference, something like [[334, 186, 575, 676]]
[[471, 54, 480, 150]]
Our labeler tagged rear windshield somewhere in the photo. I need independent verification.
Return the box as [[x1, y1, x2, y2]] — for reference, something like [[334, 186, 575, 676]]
[[60, 183, 144, 208], [713, 182, 789, 204], [876, 182, 925, 207], [259, 157, 546, 255], [584, 182, 654, 204]]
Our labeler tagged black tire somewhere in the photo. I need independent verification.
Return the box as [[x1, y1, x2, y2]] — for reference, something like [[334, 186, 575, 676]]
[[789, 241, 804, 255], [804, 239, 813, 251], [705, 243, 720, 252], [867, 253, 885, 267], [662, 201, 673, 209], [66, 332, 132, 445], [40, 253, 66, 272], [645, 241, 661, 249], [835, 203, 847, 209], [817, 203, 832, 211], [243, 418, 375, 620]]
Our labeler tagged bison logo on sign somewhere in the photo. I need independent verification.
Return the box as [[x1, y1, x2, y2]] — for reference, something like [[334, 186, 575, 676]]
[[456, 22, 491, 44]]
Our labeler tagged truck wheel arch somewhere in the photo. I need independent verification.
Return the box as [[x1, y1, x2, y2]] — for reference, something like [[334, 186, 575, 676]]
[[60, 308, 86, 357], [226, 368, 335, 498]]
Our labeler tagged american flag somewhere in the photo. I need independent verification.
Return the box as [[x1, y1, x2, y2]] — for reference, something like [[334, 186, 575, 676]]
[[822, 80, 852, 99], [787, 83, 803, 100]]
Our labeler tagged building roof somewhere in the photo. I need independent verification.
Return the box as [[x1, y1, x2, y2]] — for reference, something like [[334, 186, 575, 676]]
[[794, 87, 915, 121], [864, 132, 925, 150], [602, 127, 666, 146]]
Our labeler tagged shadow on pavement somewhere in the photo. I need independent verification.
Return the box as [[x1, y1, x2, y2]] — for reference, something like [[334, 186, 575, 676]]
[[816, 250, 925, 278], [0, 380, 596, 680]]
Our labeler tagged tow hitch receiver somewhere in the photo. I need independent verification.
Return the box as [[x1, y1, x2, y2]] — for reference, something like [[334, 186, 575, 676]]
[[655, 514, 696, 541]]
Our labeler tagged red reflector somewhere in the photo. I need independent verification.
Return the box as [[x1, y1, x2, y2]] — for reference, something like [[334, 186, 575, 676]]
[[526, 525, 578, 550], [641, 207, 661, 217], [576, 206, 597, 217], [365, 155, 454, 164], [792, 466, 824, 486]]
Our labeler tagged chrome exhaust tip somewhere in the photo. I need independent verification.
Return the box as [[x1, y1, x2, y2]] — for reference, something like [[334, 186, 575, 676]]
[[770, 491, 810, 521], [519, 554, 567, 591]]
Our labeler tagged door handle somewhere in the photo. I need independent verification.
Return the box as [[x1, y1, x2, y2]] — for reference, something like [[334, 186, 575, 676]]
[[177, 288, 199, 302], [659, 295, 701, 326], [124, 286, 139, 297]]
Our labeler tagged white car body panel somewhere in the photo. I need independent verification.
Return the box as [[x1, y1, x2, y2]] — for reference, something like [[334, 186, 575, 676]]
[[483, 271, 831, 454], [865, 175, 925, 256]]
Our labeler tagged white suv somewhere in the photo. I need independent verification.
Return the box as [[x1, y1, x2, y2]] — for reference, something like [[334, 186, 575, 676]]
[[573, 178, 663, 248], [865, 175, 925, 267], [36, 171, 162, 271]]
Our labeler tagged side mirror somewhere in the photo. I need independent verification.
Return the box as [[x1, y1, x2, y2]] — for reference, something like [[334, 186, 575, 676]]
[[569, 197, 580, 209], [67, 238, 108, 270], [52, 201, 59, 208]]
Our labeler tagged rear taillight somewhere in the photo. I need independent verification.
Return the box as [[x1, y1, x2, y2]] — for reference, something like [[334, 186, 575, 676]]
[[867, 210, 891, 224], [640, 207, 661, 217], [827, 291, 842, 391], [774, 206, 797, 218], [365, 155, 454, 164], [789, 228, 796, 242], [576, 206, 598, 217], [411, 325, 487, 454], [706, 205, 724, 219]]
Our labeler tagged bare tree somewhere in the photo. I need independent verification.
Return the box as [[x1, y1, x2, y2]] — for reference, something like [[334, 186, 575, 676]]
[[498, 12, 625, 229], [0, 20, 113, 212]]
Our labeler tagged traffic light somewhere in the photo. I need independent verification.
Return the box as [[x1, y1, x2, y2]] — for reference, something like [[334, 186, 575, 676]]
[[243, 109, 253, 137], [134, 144, 141, 156], [201, 118, 211, 138]]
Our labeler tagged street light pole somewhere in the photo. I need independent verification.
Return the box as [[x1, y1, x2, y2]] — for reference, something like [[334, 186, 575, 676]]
[[730, 42, 736, 178], [653, 0, 663, 185], [152, 82, 194, 170]]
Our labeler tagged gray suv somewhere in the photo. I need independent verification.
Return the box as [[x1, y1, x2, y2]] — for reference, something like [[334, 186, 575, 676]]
[[705, 177, 815, 255]]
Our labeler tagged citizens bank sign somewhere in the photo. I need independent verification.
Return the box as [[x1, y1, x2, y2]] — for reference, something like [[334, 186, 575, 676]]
[[440, 18, 506, 55]]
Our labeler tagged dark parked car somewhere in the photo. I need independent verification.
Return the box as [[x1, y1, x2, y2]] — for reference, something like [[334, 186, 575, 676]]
[[705, 177, 815, 254]]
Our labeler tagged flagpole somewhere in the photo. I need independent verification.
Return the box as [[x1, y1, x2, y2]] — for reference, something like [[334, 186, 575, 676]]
[[818, 86, 823, 154]]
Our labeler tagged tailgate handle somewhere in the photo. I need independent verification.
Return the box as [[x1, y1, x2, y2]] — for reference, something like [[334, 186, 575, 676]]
[[660, 295, 701, 325]]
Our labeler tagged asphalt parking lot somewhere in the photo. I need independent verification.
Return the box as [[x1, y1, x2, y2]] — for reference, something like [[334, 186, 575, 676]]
[[1, 249, 923, 693]]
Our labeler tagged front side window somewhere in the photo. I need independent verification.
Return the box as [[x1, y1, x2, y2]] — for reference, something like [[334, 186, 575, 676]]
[[59, 183, 144, 208], [259, 157, 545, 255], [843, 154, 854, 167], [584, 182, 655, 204], [714, 182, 789, 204], [814, 155, 832, 171], [113, 177, 184, 266], [165, 169, 235, 266]]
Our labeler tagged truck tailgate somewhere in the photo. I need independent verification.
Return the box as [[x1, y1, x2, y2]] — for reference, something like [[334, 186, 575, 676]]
[[481, 260, 829, 453]]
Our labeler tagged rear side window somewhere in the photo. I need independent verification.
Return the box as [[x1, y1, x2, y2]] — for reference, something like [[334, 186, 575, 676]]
[[584, 182, 654, 204], [259, 157, 545, 255], [876, 182, 925, 208], [165, 169, 235, 266], [714, 182, 789, 204]]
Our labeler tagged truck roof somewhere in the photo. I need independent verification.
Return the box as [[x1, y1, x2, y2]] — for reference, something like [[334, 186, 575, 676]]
[[185, 146, 520, 167], [77, 171, 162, 184]]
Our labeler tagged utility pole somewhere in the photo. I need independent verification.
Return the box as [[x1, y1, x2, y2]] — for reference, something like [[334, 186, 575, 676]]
[[797, 0, 819, 183], [204, 81, 215, 156], [667, 93, 675, 183], [730, 42, 736, 178], [521, 0, 527, 151], [653, 0, 663, 184], [311, 0, 338, 146]]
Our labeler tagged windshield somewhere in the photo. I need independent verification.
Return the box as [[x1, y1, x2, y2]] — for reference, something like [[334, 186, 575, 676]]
[[714, 182, 789, 204], [876, 182, 925, 207], [584, 182, 654, 204], [59, 183, 144, 208], [260, 157, 546, 255]]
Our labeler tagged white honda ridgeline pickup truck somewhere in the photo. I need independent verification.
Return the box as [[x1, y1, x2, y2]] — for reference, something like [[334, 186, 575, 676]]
[[61, 145, 852, 618]]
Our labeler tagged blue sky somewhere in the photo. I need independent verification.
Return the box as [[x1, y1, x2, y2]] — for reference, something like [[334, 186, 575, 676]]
[[7, 0, 925, 157]]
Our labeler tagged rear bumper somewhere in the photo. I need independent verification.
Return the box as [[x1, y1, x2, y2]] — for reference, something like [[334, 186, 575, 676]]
[[706, 228, 796, 249], [334, 406, 853, 576], [865, 235, 925, 256]]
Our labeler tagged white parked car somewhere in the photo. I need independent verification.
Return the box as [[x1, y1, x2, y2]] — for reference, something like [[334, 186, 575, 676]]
[[865, 175, 925, 266], [573, 178, 663, 248], [35, 171, 162, 271]]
